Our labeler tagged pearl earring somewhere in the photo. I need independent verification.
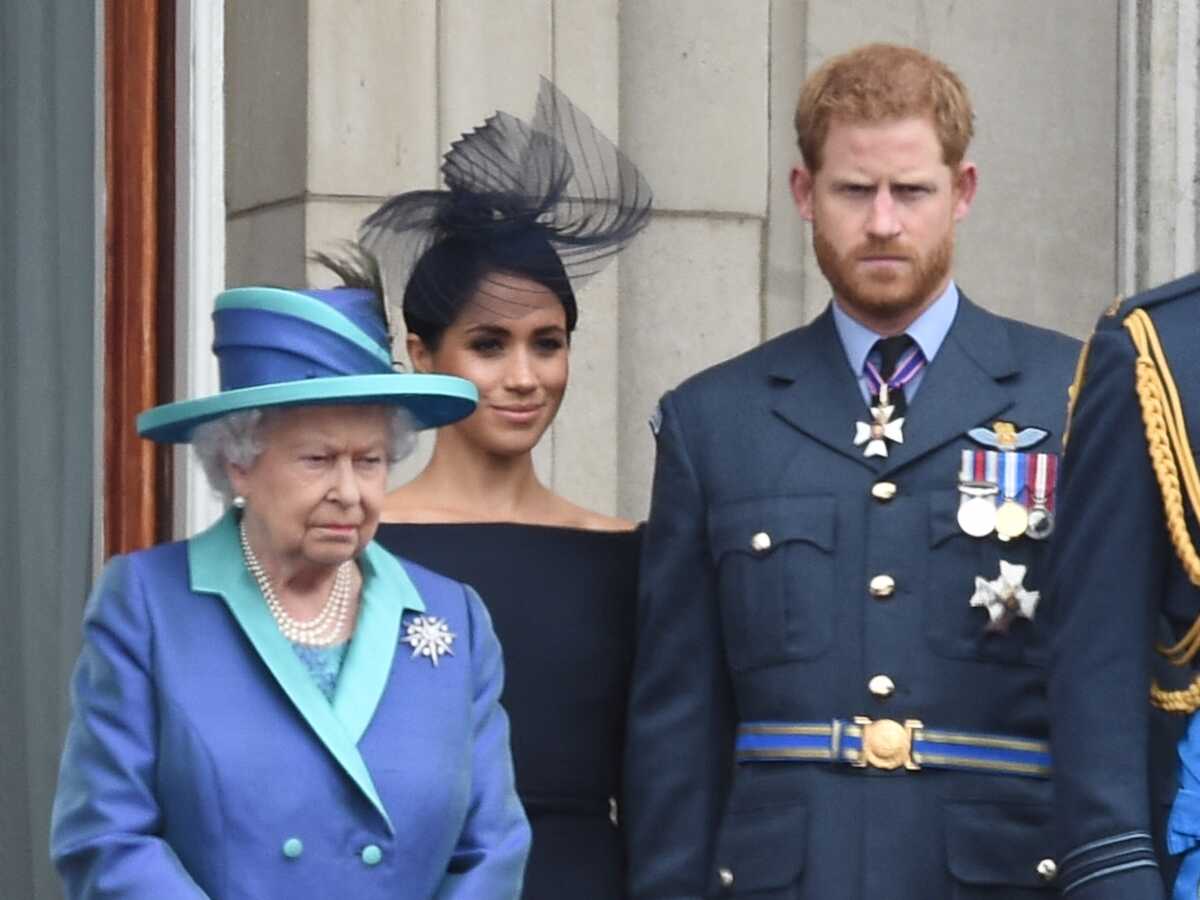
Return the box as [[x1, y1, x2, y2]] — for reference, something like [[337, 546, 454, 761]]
[[233, 495, 247, 510]]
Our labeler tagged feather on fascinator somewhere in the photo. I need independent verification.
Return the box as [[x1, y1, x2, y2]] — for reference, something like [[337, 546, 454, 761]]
[[360, 77, 652, 331]]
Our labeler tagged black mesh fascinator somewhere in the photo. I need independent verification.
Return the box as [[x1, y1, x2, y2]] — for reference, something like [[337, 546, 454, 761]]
[[360, 78, 652, 341]]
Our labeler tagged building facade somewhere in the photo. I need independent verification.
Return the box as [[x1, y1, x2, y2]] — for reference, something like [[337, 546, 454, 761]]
[[2, 2, 1198, 897], [225, 0, 1200, 521]]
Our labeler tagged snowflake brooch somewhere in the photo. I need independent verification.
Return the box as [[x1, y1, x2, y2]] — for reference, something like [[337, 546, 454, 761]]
[[401, 615, 456, 667]]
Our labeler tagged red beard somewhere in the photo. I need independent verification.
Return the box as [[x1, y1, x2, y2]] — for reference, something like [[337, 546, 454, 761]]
[[813, 227, 954, 327]]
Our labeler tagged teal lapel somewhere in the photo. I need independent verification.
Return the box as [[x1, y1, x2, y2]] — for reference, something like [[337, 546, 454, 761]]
[[333, 541, 424, 743], [188, 513, 422, 836]]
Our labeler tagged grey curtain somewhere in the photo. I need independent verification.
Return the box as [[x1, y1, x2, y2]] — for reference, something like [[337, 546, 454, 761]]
[[0, 2, 97, 898]]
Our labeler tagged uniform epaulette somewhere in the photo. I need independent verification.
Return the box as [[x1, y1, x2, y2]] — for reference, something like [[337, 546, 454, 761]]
[[1113, 269, 1200, 319], [1065, 271, 1200, 447]]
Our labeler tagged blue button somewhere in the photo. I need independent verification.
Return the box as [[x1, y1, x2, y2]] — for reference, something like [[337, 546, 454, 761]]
[[361, 844, 382, 866], [282, 837, 303, 859]]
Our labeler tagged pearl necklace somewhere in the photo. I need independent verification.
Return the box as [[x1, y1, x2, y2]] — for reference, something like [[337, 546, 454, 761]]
[[239, 522, 353, 646]]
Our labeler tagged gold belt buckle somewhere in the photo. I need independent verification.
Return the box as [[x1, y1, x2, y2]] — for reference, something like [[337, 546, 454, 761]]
[[852, 717, 923, 771]]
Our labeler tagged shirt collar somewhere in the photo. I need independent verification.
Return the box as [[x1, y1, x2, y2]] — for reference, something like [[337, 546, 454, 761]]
[[831, 280, 960, 375]]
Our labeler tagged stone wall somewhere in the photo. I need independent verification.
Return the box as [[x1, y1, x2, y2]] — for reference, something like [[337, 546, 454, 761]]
[[225, 0, 1199, 520]]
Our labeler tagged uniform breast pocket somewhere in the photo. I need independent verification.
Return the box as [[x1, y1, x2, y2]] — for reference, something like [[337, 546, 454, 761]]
[[707, 495, 836, 671], [924, 490, 1049, 666]]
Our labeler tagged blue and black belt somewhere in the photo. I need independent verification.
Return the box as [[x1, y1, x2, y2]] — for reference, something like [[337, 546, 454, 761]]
[[735, 717, 1051, 778]]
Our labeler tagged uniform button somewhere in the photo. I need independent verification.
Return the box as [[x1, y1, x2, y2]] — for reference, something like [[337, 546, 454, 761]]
[[750, 531, 771, 553], [361, 844, 383, 866], [282, 837, 303, 859], [871, 481, 898, 501], [717, 866, 734, 889], [868, 674, 895, 698], [868, 574, 895, 598], [1036, 858, 1057, 882]]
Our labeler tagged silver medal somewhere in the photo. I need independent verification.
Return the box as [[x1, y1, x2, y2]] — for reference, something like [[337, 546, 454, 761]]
[[957, 479, 999, 538], [1024, 453, 1056, 540], [958, 495, 997, 537], [1025, 506, 1054, 540]]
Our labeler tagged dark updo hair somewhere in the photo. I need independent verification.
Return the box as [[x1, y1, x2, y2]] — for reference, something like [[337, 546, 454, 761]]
[[402, 231, 578, 350]]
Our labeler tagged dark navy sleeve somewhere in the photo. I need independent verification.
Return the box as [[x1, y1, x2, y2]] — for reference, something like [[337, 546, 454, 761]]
[[1047, 324, 1166, 898], [624, 390, 735, 898]]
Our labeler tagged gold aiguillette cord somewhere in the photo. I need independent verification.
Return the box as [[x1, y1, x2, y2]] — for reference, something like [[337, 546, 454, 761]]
[[1124, 310, 1200, 710]]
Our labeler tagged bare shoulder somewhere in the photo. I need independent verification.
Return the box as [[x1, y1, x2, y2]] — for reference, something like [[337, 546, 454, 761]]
[[582, 511, 639, 532], [379, 483, 455, 524], [548, 495, 638, 533]]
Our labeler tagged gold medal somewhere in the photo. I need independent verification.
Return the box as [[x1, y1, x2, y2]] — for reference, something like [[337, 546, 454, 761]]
[[994, 500, 1029, 542]]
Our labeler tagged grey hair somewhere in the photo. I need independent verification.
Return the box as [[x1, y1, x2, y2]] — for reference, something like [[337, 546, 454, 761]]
[[191, 406, 418, 504]]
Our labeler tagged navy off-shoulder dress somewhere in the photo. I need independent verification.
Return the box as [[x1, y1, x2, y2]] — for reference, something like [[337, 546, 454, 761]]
[[375, 522, 640, 899]]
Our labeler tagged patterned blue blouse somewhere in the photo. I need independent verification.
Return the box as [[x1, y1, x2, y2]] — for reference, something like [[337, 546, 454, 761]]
[[290, 640, 350, 702]]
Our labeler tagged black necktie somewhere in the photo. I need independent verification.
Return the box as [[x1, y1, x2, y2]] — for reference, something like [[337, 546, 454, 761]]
[[871, 334, 916, 418]]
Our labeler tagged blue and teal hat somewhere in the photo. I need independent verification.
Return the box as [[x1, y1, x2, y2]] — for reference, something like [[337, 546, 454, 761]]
[[136, 286, 477, 443]]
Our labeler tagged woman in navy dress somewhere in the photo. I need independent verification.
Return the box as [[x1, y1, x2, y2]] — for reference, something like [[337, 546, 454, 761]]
[[363, 79, 651, 898]]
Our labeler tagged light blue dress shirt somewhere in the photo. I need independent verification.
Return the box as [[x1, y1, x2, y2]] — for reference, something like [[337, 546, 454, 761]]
[[831, 280, 960, 406]]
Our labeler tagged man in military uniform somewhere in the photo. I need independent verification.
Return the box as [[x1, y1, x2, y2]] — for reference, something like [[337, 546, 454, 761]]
[[1047, 274, 1200, 898], [625, 43, 1080, 898]]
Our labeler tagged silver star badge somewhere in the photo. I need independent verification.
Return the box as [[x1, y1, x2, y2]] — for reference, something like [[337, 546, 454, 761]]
[[401, 615, 456, 666], [854, 385, 905, 458], [970, 560, 1040, 633]]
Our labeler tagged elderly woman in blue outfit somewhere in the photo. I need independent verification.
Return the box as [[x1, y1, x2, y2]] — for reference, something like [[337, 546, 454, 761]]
[[50, 260, 531, 899]]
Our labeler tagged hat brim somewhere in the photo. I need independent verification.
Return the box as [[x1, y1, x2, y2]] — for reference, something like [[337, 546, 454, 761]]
[[136, 373, 478, 444]]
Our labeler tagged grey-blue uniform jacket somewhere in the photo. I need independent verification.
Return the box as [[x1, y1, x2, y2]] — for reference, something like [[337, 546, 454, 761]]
[[625, 295, 1079, 899], [1047, 273, 1200, 899]]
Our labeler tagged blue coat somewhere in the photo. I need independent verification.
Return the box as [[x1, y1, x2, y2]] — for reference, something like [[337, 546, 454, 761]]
[[1047, 273, 1200, 899], [625, 296, 1079, 898], [50, 512, 530, 899]]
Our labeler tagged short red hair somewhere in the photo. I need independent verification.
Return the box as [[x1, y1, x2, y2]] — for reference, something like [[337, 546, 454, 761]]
[[794, 43, 974, 171]]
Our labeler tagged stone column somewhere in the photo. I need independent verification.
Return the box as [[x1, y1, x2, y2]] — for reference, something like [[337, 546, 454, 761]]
[[225, 0, 439, 289], [617, 0, 771, 516], [1120, 0, 1200, 293]]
